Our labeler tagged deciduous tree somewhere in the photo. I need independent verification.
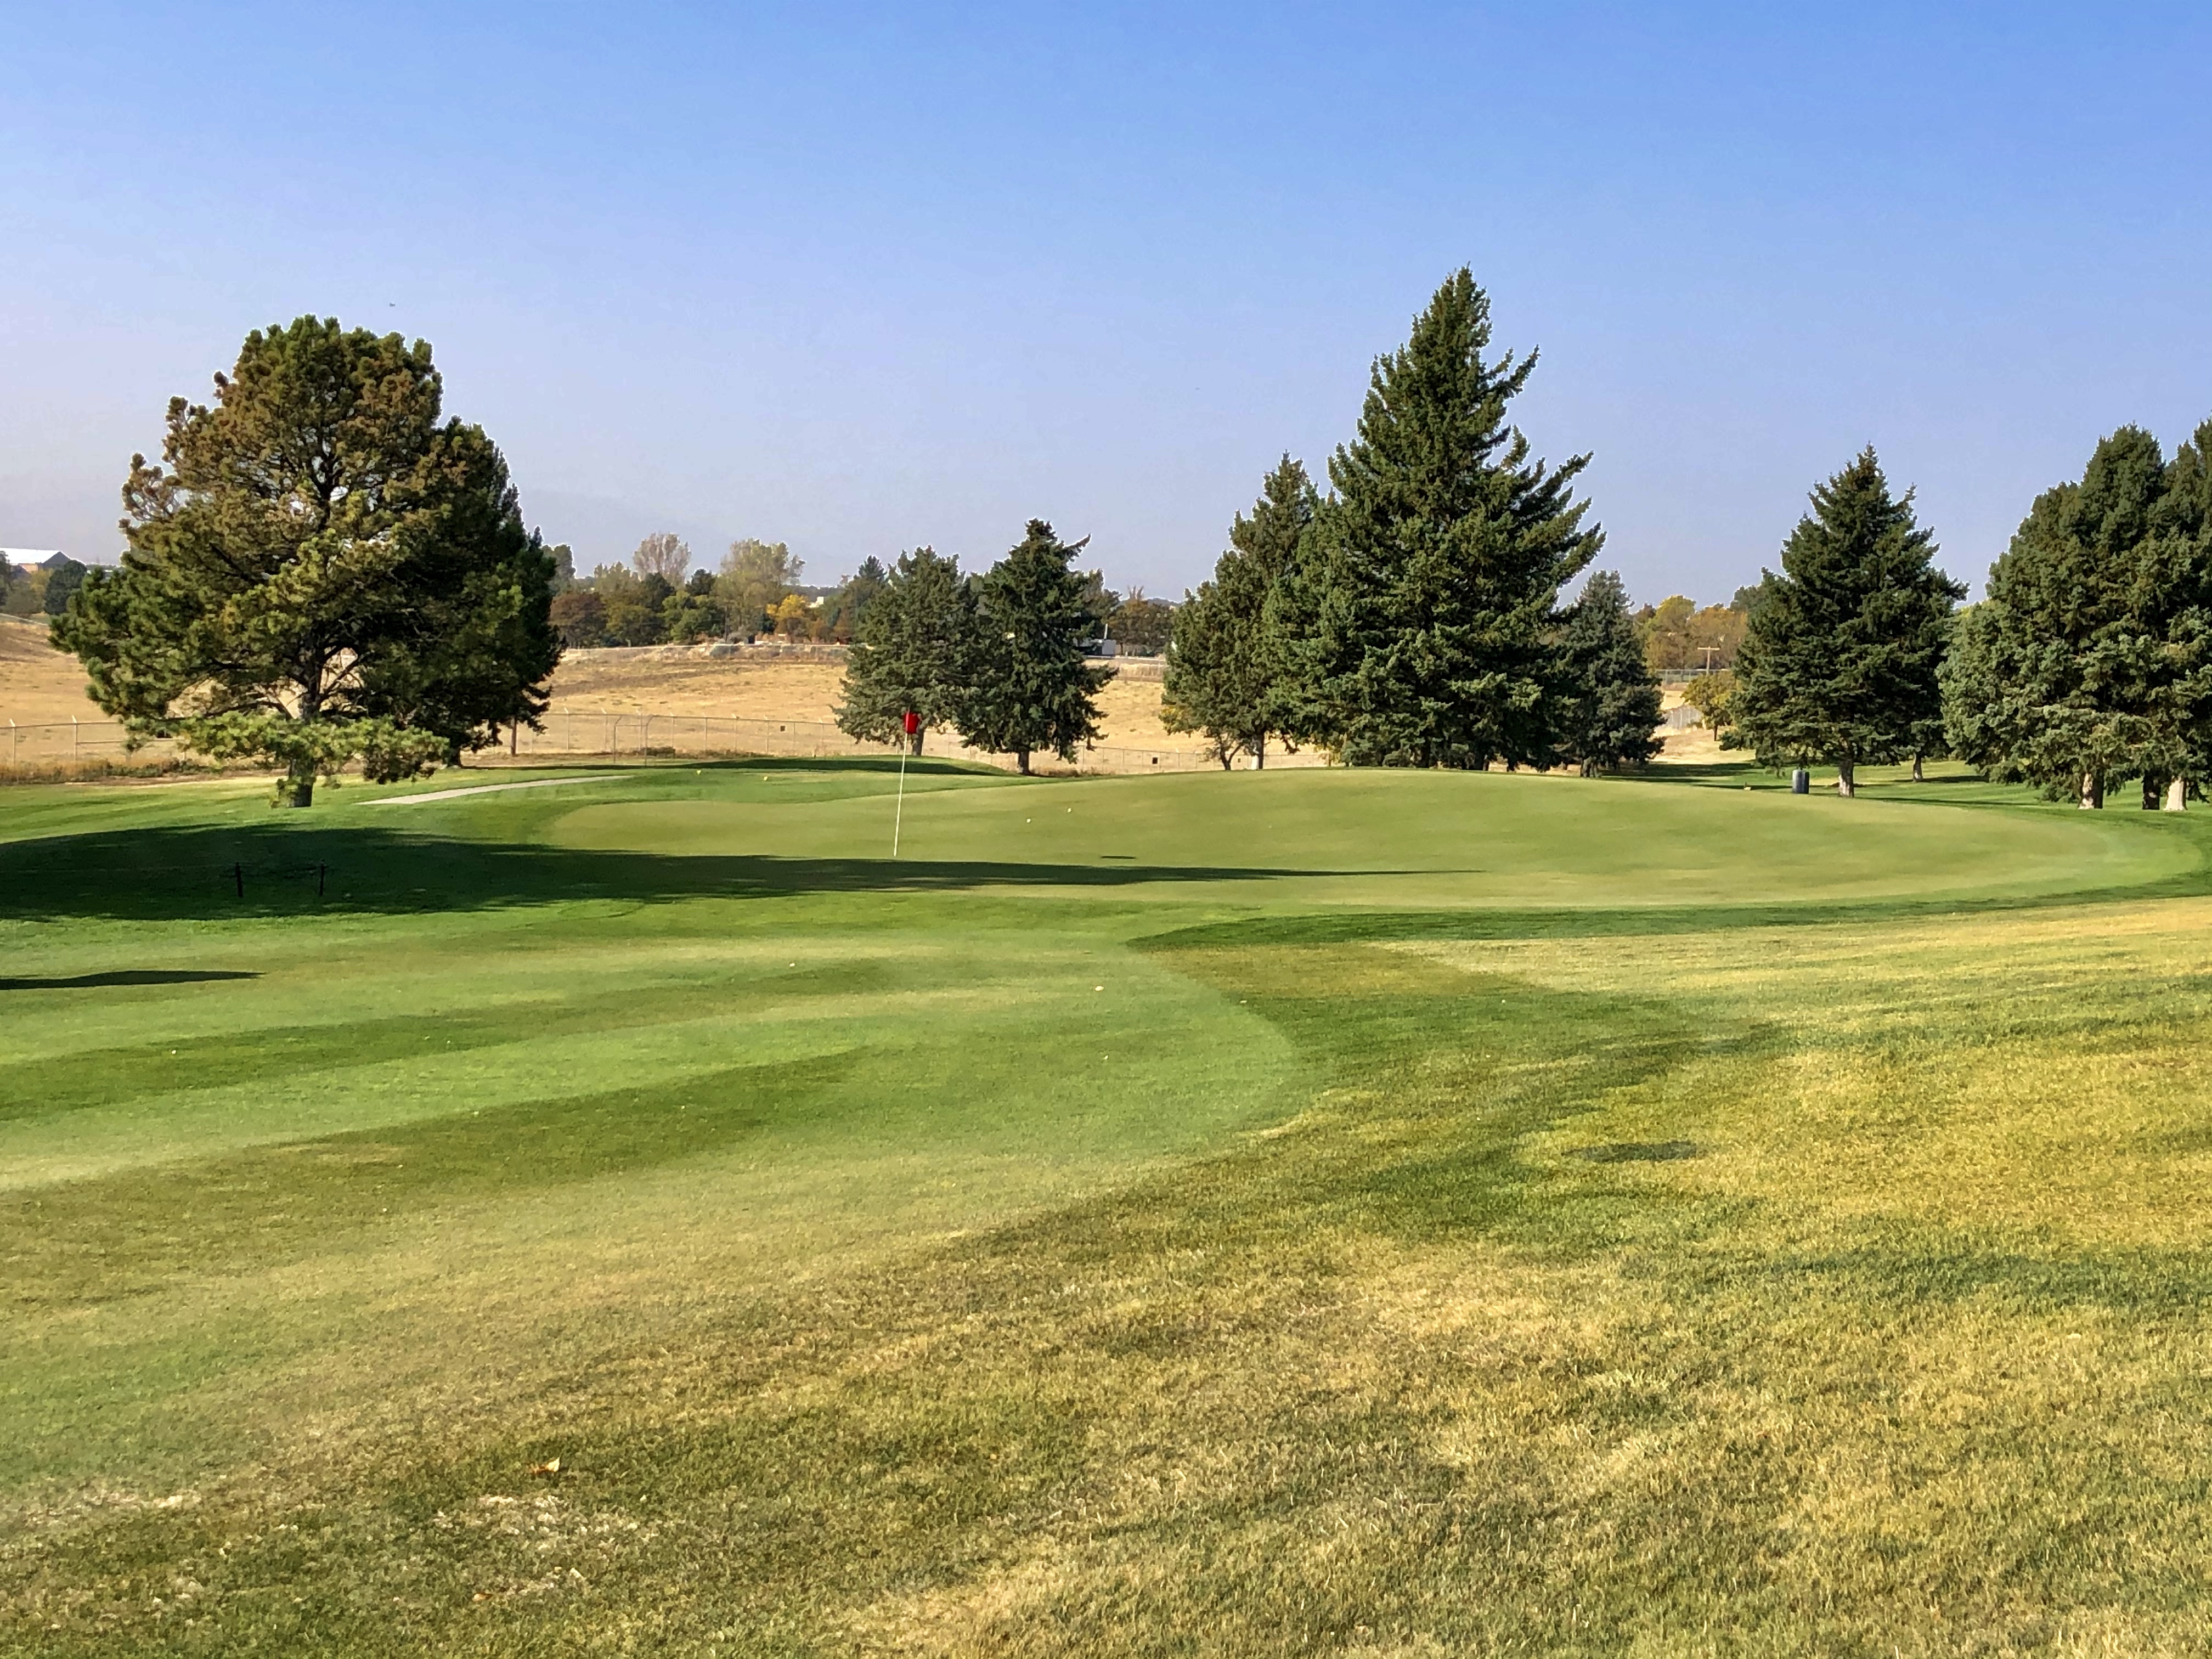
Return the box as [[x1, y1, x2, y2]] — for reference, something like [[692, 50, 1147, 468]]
[[1109, 590, 1176, 657], [719, 538, 801, 637], [550, 588, 609, 647], [663, 568, 727, 642], [1635, 594, 1747, 673], [632, 532, 691, 585], [594, 565, 672, 646]]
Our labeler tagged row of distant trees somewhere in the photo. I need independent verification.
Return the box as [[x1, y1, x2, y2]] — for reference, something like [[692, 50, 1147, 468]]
[[55, 301, 2202, 809], [1693, 421, 2212, 804], [1, 554, 89, 619], [1143, 264, 2212, 804], [545, 535, 820, 648], [1637, 592, 1753, 674], [544, 532, 1178, 658]]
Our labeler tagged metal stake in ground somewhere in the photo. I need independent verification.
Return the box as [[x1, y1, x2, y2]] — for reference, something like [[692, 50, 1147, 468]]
[[892, 710, 918, 857]]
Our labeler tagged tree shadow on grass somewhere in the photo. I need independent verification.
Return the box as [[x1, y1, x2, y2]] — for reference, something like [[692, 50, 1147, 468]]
[[0, 969, 262, 991], [0, 822, 1362, 923]]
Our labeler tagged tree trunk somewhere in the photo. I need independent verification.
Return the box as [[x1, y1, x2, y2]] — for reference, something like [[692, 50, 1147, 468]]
[[286, 679, 320, 807], [1835, 759, 1855, 798], [2080, 770, 2103, 809], [2166, 777, 2188, 812], [1016, 748, 1031, 776], [1254, 733, 1266, 771], [509, 721, 519, 757], [1579, 758, 1598, 778], [2143, 775, 2164, 810], [1911, 753, 1925, 782], [911, 730, 923, 757]]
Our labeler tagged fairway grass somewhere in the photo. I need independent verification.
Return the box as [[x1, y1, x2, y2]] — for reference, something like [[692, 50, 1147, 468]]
[[4, 760, 2212, 1654]]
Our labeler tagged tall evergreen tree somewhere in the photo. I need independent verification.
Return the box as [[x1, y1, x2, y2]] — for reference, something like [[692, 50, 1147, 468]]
[[1727, 449, 1961, 795], [958, 520, 1112, 775], [836, 548, 975, 754], [819, 555, 888, 642], [1163, 455, 1312, 768], [1274, 269, 1601, 768], [41, 558, 88, 617], [1942, 423, 2212, 808], [53, 317, 557, 804], [1552, 570, 1662, 775]]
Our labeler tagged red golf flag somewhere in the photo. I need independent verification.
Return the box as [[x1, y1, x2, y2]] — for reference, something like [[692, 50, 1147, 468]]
[[903, 710, 919, 735]]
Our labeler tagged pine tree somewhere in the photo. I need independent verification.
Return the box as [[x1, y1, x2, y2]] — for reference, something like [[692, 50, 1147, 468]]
[[835, 548, 975, 754], [1728, 449, 1962, 795], [1274, 269, 1601, 768], [958, 521, 1112, 775], [1552, 570, 1662, 775], [52, 317, 557, 804], [1163, 455, 1311, 768], [1941, 423, 2212, 807]]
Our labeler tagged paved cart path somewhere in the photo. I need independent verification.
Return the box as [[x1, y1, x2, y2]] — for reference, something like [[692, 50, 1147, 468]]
[[361, 774, 620, 806]]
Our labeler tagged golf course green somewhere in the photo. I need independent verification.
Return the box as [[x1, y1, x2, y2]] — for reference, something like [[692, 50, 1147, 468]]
[[5, 758, 2211, 1654]]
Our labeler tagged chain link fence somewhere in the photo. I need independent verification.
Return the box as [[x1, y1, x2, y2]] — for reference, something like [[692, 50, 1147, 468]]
[[1, 712, 1278, 779], [503, 710, 1254, 774]]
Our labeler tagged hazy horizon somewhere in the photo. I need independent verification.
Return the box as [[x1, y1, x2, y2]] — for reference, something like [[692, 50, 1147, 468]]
[[5, 3, 2205, 606]]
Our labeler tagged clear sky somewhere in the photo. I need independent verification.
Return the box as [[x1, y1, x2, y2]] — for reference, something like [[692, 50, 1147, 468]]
[[3, 2, 2205, 603]]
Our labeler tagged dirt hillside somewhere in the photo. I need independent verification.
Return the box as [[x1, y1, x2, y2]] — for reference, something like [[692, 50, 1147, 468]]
[[545, 647, 1186, 749], [2, 625, 1711, 762], [0, 617, 103, 725]]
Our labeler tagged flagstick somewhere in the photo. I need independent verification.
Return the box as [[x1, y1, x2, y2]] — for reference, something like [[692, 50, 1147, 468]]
[[892, 741, 909, 857]]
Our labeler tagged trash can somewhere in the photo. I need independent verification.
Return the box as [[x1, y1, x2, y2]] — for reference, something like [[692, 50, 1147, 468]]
[[1791, 768, 1810, 794]]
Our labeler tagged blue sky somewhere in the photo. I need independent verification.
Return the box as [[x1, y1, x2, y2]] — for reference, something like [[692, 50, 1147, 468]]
[[3, 2, 2205, 603]]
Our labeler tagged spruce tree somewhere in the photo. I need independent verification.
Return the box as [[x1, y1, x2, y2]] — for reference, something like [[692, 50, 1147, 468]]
[[958, 520, 1111, 775], [835, 548, 975, 754], [1274, 269, 1601, 768], [1163, 455, 1311, 768], [1552, 570, 1662, 775], [1728, 449, 1962, 795], [820, 556, 888, 642], [1942, 423, 2212, 807]]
